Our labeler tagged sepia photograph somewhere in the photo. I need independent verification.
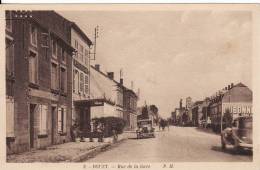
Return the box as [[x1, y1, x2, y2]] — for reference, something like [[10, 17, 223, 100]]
[[2, 4, 260, 166]]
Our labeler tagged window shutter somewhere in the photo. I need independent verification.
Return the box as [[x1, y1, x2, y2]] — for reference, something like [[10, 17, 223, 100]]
[[63, 108, 67, 132], [58, 108, 62, 133], [6, 99, 14, 137], [40, 105, 47, 135]]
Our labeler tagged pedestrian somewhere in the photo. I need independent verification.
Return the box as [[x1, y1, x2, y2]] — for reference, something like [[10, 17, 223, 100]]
[[167, 120, 170, 131], [97, 122, 103, 142]]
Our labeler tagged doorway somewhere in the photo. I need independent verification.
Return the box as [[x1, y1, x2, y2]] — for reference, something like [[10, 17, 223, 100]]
[[29, 104, 36, 148], [51, 106, 56, 145]]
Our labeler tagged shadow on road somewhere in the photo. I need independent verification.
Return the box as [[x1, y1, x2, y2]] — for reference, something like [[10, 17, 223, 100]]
[[128, 137, 155, 140], [195, 127, 218, 135], [211, 146, 253, 156]]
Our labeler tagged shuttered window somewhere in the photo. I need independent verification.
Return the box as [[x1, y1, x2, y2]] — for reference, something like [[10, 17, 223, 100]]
[[79, 72, 84, 93], [84, 75, 88, 95], [39, 105, 48, 135], [28, 51, 37, 84], [58, 107, 66, 133], [6, 98, 14, 137]]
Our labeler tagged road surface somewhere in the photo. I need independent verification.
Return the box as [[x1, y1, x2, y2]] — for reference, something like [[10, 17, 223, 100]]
[[87, 126, 252, 162]]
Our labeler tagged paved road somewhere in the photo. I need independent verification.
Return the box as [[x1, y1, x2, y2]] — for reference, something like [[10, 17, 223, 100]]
[[87, 126, 252, 162]]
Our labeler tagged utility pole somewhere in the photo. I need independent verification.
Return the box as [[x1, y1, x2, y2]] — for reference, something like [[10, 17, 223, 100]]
[[89, 25, 99, 99]]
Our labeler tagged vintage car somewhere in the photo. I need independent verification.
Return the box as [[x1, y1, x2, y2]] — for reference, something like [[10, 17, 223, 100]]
[[136, 119, 155, 139], [221, 116, 252, 152]]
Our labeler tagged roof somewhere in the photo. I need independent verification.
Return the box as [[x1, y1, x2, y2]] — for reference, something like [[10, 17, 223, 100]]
[[71, 22, 93, 46], [222, 82, 252, 103], [90, 65, 138, 97]]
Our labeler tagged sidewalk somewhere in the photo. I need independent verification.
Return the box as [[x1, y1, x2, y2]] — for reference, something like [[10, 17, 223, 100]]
[[7, 133, 130, 163]]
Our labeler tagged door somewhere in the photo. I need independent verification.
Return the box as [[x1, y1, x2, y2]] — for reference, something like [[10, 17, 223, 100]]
[[51, 106, 56, 144], [29, 104, 36, 148]]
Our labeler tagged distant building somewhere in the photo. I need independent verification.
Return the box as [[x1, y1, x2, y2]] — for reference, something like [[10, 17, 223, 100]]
[[209, 83, 252, 132], [123, 88, 138, 130], [191, 101, 203, 126]]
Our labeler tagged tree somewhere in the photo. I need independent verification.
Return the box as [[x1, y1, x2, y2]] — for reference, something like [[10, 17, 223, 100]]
[[150, 105, 159, 125], [137, 105, 149, 120], [223, 109, 233, 129]]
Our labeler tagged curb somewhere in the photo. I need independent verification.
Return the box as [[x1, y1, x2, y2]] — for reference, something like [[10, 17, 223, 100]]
[[70, 137, 127, 162]]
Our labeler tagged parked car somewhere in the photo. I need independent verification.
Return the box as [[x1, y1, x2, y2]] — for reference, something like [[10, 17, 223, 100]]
[[136, 119, 155, 139], [221, 116, 252, 152]]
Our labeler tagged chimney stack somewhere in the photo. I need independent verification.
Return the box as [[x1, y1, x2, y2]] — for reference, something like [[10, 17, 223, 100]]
[[231, 83, 234, 88], [95, 64, 100, 71], [120, 78, 123, 85], [225, 87, 228, 90], [228, 85, 231, 90], [107, 72, 114, 79]]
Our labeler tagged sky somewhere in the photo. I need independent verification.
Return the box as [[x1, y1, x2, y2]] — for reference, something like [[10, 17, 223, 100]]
[[59, 10, 252, 118]]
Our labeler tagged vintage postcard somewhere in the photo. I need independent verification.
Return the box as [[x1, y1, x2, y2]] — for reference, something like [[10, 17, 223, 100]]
[[0, 3, 260, 170]]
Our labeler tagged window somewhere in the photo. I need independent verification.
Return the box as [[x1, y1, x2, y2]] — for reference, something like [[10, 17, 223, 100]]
[[39, 105, 48, 135], [41, 33, 49, 48], [58, 107, 66, 133], [6, 38, 14, 76], [6, 98, 14, 137], [51, 39, 57, 58], [61, 49, 66, 64], [74, 70, 79, 93], [30, 24, 37, 47], [84, 49, 89, 66], [60, 67, 67, 93], [74, 39, 78, 58], [28, 50, 38, 84], [6, 11, 12, 32], [84, 75, 88, 95], [79, 72, 84, 93], [51, 62, 59, 90], [79, 45, 84, 62]]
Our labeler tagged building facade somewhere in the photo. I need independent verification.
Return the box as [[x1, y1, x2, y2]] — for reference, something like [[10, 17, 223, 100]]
[[123, 88, 138, 130], [6, 11, 74, 154], [89, 65, 124, 120], [209, 83, 252, 132], [70, 22, 92, 133]]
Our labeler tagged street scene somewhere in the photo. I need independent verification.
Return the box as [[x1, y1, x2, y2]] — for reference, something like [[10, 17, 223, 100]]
[[5, 8, 253, 163]]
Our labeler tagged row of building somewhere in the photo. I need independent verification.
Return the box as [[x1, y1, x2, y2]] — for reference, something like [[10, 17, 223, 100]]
[[171, 82, 253, 132], [5, 10, 138, 154]]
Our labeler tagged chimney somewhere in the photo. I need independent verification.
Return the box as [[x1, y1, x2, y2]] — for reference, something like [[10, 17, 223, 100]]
[[231, 83, 234, 88], [228, 85, 231, 90], [120, 78, 123, 85], [225, 87, 228, 90], [107, 72, 114, 79], [95, 64, 100, 71]]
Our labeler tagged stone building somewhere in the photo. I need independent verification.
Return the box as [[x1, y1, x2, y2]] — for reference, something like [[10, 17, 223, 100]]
[[70, 22, 93, 133], [123, 88, 138, 130], [6, 11, 74, 154], [209, 83, 252, 132], [89, 65, 124, 119]]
